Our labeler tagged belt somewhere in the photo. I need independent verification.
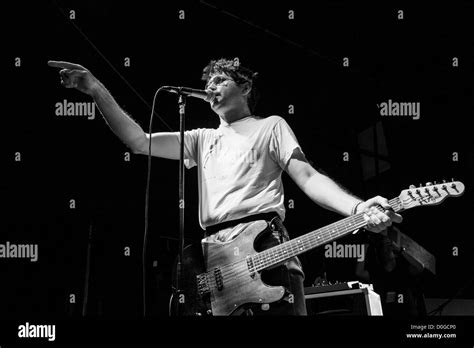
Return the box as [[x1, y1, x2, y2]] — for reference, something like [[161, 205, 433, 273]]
[[205, 212, 280, 236]]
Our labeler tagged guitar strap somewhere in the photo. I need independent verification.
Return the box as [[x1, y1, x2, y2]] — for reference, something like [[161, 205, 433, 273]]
[[204, 212, 280, 237]]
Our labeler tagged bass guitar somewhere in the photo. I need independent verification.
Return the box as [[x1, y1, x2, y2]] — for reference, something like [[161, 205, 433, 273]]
[[170, 181, 464, 316]]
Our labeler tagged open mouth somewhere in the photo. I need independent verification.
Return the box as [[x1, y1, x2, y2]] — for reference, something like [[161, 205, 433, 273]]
[[210, 94, 220, 105]]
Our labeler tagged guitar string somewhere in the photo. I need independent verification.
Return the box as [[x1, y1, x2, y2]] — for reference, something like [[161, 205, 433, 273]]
[[203, 199, 401, 291], [204, 187, 450, 286], [203, 191, 456, 293], [203, 216, 368, 292], [204, 199, 401, 291], [253, 197, 400, 269], [202, 197, 402, 292], [203, 214, 369, 291], [224, 210, 369, 273]]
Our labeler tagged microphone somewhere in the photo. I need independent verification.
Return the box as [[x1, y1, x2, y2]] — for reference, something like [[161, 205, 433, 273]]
[[162, 86, 215, 102]]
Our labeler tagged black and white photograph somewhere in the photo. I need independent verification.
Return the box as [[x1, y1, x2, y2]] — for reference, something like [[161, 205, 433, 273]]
[[2, 1, 473, 345]]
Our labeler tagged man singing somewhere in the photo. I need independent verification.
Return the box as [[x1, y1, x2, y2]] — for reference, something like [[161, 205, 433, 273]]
[[48, 58, 402, 315]]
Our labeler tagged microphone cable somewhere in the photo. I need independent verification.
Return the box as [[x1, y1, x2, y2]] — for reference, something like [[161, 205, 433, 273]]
[[142, 86, 166, 317]]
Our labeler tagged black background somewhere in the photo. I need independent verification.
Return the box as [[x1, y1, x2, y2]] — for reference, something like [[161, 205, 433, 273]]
[[2, 0, 473, 343]]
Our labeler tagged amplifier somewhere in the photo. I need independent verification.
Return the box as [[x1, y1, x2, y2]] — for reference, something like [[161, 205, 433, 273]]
[[305, 281, 383, 316]]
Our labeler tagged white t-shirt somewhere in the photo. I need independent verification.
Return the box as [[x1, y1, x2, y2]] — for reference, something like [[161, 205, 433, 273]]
[[177, 115, 302, 237]]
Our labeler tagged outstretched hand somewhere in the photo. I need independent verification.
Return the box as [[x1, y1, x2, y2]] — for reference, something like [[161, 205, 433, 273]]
[[356, 196, 403, 233], [48, 60, 99, 96]]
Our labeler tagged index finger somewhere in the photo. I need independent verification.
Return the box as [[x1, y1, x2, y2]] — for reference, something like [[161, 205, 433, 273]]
[[48, 60, 85, 70], [373, 196, 391, 209]]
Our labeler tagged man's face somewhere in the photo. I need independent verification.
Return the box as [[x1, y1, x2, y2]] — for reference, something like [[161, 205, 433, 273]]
[[205, 73, 249, 113]]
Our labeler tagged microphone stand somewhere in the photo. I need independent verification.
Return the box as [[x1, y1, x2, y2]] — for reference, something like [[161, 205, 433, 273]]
[[174, 90, 186, 316]]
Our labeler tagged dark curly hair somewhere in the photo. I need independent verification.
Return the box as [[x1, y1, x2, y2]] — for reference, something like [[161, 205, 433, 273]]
[[202, 57, 260, 113]]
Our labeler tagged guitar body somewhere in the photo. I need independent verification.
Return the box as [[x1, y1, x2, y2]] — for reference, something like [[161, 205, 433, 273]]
[[171, 220, 285, 316]]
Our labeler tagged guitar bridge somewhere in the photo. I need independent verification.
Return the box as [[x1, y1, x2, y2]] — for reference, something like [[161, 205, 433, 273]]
[[196, 273, 210, 296]]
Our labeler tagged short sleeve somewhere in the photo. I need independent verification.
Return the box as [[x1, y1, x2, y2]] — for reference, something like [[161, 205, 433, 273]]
[[269, 118, 304, 170], [175, 128, 202, 169]]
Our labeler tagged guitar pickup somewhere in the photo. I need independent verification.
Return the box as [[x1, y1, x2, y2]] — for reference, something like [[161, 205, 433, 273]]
[[214, 268, 224, 291], [246, 256, 256, 278]]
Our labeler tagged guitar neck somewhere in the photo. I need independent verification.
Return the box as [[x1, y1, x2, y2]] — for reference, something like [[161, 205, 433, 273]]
[[253, 197, 403, 272]]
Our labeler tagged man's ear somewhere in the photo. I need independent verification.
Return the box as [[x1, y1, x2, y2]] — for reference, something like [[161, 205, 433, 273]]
[[241, 82, 252, 96]]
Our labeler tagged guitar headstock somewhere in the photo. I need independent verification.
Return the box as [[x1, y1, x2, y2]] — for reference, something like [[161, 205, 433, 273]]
[[398, 181, 465, 211]]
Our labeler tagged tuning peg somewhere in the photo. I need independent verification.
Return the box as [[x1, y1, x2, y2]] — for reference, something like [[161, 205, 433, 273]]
[[425, 182, 433, 186], [409, 185, 416, 189], [434, 181, 437, 185], [443, 179, 446, 183]]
